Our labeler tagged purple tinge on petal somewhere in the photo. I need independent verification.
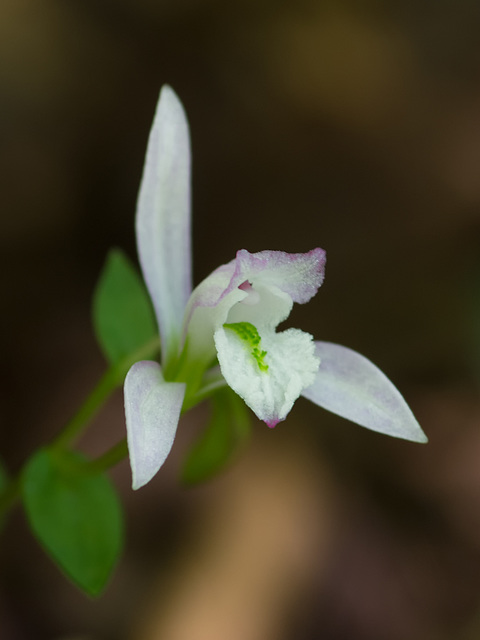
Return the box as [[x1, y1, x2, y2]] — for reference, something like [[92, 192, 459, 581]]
[[184, 248, 326, 330], [136, 86, 192, 367], [265, 418, 282, 429], [181, 248, 326, 364], [187, 262, 237, 312], [228, 249, 326, 304], [124, 360, 186, 489], [301, 341, 427, 442]]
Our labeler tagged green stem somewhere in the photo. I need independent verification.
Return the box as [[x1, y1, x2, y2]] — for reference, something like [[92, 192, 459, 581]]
[[52, 367, 119, 450], [0, 336, 160, 520], [53, 336, 160, 450], [87, 439, 128, 474]]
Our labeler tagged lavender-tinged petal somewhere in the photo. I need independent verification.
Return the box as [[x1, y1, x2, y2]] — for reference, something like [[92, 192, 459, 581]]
[[124, 360, 186, 489], [182, 248, 325, 364], [182, 263, 245, 364], [136, 86, 192, 367], [302, 342, 427, 442], [184, 248, 325, 333], [229, 249, 326, 304]]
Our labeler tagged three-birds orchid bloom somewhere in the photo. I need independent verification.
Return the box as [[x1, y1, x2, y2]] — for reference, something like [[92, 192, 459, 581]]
[[124, 86, 427, 490]]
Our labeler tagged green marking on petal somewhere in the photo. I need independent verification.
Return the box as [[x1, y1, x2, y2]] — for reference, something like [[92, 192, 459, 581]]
[[223, 322, 269, 372]]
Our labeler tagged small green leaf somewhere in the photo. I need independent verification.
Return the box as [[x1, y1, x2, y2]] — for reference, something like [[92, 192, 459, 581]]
[[22, 449, 123, 596], [93, 249, 158, 365], [182, 388, 251, 485]]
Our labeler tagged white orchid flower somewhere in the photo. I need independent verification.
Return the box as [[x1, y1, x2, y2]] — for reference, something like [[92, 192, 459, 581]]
[[124, 86, 427, 490]]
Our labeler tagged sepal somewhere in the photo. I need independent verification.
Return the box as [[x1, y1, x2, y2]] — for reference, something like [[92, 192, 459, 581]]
[[136, 86, 192, 368], [124, 360, 186, 489], [302, 342, 427, 442]]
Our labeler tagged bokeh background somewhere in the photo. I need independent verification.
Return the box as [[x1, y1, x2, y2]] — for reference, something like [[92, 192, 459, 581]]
[[2, 1, 480, 638]]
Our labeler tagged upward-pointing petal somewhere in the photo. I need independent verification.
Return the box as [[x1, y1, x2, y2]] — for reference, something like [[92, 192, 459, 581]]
[[136, 86, 192, 368], [124, 360, 186, 489], [302, 342, 427, 442]]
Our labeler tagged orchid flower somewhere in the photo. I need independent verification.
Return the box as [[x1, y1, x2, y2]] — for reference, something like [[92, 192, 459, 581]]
[[124, 86, 427, 490]]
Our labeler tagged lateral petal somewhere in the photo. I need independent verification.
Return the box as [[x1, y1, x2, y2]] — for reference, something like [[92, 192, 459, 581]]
[[124, 360, 186, 489], [136, 85, 192, 368], [302, 342, 427, 442], [229, 249, 326, 304]]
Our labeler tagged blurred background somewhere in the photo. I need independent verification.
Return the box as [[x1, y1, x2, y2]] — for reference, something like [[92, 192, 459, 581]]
[[2, 0, 480, 638]]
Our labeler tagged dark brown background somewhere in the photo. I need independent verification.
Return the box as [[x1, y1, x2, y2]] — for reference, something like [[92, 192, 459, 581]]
[[2, 1, 480, 639]]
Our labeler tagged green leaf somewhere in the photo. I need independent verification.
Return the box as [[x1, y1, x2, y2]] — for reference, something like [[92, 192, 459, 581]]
[[22, 449, 124, 596], [182, 388, 251, 485], [93, 248, 158, 365]]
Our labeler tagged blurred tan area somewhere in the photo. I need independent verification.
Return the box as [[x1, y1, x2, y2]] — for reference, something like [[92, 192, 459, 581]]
[[2, 1, 480, 639]]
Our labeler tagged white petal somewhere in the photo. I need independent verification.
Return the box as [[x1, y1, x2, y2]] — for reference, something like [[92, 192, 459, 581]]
[[124, 360, 186, 489], [302, 342, 427, 442], [182, 248, 325, 365], [136, 85, 192, 368], [182, 262, 242, 365], [229, 249, 326, 304], [215, 325, 319, 427]]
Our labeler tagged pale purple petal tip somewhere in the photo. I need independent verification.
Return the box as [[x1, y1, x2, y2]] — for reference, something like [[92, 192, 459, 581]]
[[229, 248, 326, 304], [265, 418, 282, 429]]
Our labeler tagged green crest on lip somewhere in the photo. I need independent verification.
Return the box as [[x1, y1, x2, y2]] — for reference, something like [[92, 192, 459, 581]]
[[223, 322, 269, 372]]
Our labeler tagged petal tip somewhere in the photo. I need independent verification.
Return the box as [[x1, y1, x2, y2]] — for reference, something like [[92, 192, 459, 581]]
[[131, 476, 147, 491], [409, 429, 428, 444], [124, 361, 185, 490], [158, 84, 186, 118], [265, 418, 282, 429]]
